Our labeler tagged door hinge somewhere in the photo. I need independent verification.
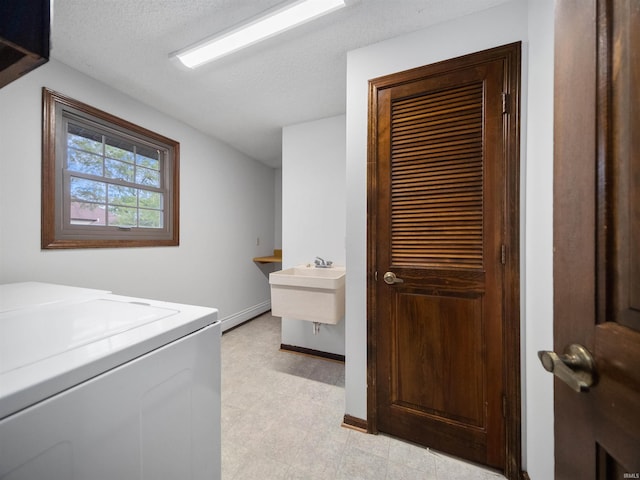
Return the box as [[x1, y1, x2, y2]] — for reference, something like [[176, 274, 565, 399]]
[[502, 394, 507, 418], [501, 244, 506, 265], [502, 92, 510, 114], [375, 271, 378, 281]]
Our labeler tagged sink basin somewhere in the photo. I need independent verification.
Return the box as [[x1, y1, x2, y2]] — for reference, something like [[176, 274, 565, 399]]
[[269, 265, 345, 324]]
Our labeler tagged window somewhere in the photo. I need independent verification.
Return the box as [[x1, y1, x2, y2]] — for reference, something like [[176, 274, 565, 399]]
[[42, 88, 179, 248]]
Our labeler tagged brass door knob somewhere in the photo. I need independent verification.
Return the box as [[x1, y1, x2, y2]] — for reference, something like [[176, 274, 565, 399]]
[[538, 344, 596, 392], [383, 272, 404, 285]]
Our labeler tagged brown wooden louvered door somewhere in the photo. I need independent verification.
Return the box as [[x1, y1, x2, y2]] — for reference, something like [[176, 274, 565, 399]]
[[369, 43, 521, 473]]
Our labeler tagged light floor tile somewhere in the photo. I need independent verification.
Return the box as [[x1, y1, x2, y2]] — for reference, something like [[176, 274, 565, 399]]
[[337, 443, 388, 480], [388, 437, 438, 474], [230, 453, 290, 480], [345, 429, 391, 460], [386, 460, 438, 480], [220, 313, 506, 480]]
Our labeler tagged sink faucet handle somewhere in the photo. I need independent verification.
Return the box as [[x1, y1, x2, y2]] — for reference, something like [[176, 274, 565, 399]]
[[314, 257, 333, 267]]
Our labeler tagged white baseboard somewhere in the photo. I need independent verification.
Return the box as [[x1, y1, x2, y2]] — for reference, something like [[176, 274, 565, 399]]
[[219, 300, 271, 332]]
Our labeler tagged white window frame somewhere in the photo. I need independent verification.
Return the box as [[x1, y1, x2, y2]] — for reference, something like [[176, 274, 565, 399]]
[[42, 88, 180, 249]]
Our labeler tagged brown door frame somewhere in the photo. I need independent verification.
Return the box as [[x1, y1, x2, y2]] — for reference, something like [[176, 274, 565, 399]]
[[366, 43, 522, 479]]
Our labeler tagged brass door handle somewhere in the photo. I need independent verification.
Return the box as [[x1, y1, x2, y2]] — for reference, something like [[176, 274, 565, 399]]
[[383, 272, 404, 285], [537, 344, 595, 392]]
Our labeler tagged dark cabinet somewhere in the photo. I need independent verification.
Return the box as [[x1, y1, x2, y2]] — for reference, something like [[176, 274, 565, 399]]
[[0, 0, 50, 88]]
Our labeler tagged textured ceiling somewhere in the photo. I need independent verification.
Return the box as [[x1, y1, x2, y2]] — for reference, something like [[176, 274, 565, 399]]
[[51, 0, 511, 168]]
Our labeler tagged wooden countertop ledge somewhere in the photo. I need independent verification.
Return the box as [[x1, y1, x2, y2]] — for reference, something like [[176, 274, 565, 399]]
[[253, 249, 282, 263]]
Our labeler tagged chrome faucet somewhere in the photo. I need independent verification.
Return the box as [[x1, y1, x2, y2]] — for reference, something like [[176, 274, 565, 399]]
[[314, 257, 333, 268]]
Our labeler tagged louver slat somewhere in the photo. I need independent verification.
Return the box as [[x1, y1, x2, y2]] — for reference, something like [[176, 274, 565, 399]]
[[390, 83, 484, 269]]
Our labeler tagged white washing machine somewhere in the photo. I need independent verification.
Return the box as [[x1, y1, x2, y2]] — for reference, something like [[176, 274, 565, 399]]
[[0, 282, 221, 480]]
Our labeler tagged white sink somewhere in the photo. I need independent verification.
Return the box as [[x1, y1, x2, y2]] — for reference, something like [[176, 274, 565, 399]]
[[269, 265, 345, 324]]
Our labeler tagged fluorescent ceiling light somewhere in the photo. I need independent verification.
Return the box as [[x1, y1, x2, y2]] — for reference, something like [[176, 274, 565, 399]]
[[172, 0, 346, 69]]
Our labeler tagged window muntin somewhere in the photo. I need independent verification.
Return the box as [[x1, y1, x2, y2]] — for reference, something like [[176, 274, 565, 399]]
[[42, 88, 179, 248], [64, 120, 165, 229]]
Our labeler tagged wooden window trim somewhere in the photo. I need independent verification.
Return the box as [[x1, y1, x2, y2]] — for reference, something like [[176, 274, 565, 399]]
[[42, 88, 180, 249]]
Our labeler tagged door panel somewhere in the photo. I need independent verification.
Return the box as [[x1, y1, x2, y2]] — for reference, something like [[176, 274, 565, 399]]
[[609, 0, 640, 331], [394, 292, 484, 427], [368, 43, 521, 473], [553, 0, 640, 478]]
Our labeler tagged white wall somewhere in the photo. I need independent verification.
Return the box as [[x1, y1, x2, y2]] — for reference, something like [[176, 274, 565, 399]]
[[274, 168, 282, 249], [281, 115, 346, 355], [0, 60, 276, 331], [523, 0, 555, 477], [344, 1, 554, 478]]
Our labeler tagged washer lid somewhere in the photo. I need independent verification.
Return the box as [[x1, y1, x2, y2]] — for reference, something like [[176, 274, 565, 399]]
[[0, 282, 112, 313], [1, 298, 178, 374], [0, 283, 218, 420]]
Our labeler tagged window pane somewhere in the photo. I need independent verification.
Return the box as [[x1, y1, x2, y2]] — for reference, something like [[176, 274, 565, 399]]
[[139, 189, 163, 209], [108, 185, 137, 207], [108, 206, 137, 227], [105, 158, 135, 182], [70, 177, 106, 203], [105, 135, 134, 163], [70, 201, 107, 226], [135, 166, 160, 187], [68, 124, 103, 154], [67, 149, 103, 175], [139, 209, 163, 228], [136, 146, 160, 170]]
